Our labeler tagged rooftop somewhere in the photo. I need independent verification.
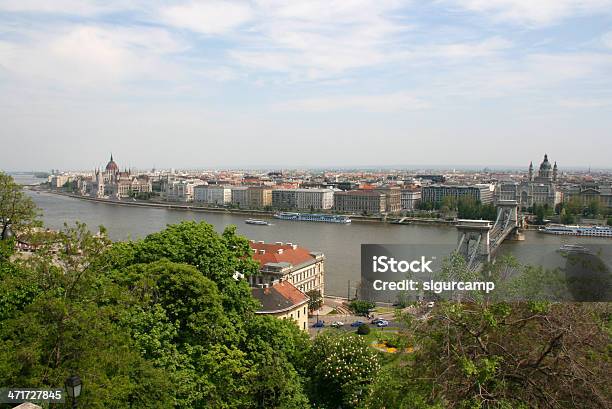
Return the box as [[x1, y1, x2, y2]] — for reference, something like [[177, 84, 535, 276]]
[[251, 281, 309, 314]]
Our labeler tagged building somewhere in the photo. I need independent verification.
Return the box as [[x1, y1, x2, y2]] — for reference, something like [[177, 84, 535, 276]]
[[422, 184, 494, 205], [333, 190, 387, 214], [376, 187, 401, 213], [401, 188, 422, 210], [230, 186, 249, 207], [165, 179, 206, 202], [249, 241, 325, 297], [496, 154, 562, 209], [272, 188, 334, 210], [247, 186, 272, 209], [562, 184, 612, 210], [296, 189, 334, 210], [272, 189, 297, 209], [194, 185, 231, 205], [251, 281, 310, 331]]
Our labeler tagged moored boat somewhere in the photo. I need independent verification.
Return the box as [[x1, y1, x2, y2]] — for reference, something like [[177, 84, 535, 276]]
[[273, 212, 351, 223], [539, 224, 612, 238]]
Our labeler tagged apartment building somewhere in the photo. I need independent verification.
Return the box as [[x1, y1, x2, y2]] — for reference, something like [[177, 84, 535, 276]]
[[272, 188, 334, 210], [247, 186, 272, 208], [230, 186, 249, 207], [401, 189, 422, 210], [249, 241, 325, 297], [422, 184, 494, 205], [194, 185, 232, 205], [165, 180, 206, 202], [333, 190, 386, 214]]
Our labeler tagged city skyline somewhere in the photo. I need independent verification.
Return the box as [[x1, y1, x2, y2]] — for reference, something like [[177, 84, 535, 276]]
[[1, 1, 612, 170]]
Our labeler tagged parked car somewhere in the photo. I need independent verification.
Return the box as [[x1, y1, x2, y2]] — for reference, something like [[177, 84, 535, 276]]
[[313, 320, 325, 328], [350, 320, 365, 327], [376, 320, 389, 327], [331, 321, 345, 328], [371, 317, 384, 325]]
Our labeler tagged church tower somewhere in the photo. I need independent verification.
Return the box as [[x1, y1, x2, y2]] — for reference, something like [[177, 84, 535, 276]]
[[553, 161, 558, 183], [528, 161, 534, 181]]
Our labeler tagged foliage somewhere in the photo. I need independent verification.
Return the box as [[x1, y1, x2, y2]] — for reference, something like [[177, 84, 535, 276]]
[[349, 300, 375, 315], [0, 172, 41, 235], [307, 332, 380, 408], [0, 221, 311, 408], [306, 289, 323, 312], [356, 323, 370, 335]]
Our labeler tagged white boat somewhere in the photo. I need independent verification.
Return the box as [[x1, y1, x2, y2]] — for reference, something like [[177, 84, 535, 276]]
[[273, 212, 351, 224], [539, 224, 612, 238], [245, 219, 270, 226]]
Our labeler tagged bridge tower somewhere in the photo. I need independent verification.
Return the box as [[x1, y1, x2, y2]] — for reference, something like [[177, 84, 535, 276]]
[[495, 200, 519, 227], [456, 220, 493, 268]]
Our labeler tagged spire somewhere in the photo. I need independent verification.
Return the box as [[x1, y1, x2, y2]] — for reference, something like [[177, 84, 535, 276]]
[[110, 153, 113, 162], [553, 161, 557, 169]]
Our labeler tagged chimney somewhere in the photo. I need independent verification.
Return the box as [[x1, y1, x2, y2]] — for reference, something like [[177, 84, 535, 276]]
[[275, 241, 283, 245], [277, 249, 284, 254], [286, 242, 293, 246], [292, 244, 298, 250], [258, 240, 265, 244]]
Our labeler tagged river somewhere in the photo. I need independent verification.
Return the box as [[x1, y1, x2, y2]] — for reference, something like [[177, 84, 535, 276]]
[[13, 175, 612, 297]]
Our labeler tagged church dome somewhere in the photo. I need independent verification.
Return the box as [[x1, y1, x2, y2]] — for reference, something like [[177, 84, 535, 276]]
[[105, 154, 118, 172], [539, 154, 552, 170]]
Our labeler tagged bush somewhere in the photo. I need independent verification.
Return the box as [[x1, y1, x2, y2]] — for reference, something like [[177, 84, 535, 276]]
[[357, 323, 370, 335], [349, 300, 376, 315]]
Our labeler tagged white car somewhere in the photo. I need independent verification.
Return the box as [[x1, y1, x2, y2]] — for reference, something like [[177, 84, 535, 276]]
[[330, 321, 345, 328], [376, 320, 389, 327]]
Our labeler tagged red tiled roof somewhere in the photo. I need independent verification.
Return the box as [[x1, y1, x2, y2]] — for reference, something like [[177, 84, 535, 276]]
[[252, 281, 309, 313], [249, 242, 315, 268]]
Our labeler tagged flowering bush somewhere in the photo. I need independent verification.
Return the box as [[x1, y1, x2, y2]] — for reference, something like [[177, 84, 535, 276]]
[[307, 333, 380, 408]]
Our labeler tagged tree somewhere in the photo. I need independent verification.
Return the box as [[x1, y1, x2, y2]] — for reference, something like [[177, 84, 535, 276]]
[[306, 289, 323, 312], [349, 300, 375, 315], [387, 302, 611, 408], [0, 172, 40, 235], [566, 196, 582, 216], [307, 333, 380, 408], [369, 254, 611, 408], [0, 223, 172, 409], [586, 199, 601, 218]]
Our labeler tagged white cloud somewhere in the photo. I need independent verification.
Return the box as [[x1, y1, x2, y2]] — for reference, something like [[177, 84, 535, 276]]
[[448, 0, 612, 25], [558, 98, 612, 108], [159, 1, 253, 35], [276, 92, 429, 112], [226, 0, 408, 79], [0, 0, 139, 16], [0, 25, 185, 87], [602, 31, 612, 48]]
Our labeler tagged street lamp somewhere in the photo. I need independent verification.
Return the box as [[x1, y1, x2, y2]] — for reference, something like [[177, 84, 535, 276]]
[[65, 375, 82, 409]]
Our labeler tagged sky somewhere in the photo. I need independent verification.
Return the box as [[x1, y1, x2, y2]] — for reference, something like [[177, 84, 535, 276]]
[[1, 0, 611, 171]]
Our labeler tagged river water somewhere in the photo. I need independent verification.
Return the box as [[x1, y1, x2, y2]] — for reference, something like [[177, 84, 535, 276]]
[[14, 175, 612, 297]]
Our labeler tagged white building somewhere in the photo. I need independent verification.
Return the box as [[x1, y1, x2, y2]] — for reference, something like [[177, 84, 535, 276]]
[[166, 180, 206, 202], [194, 185, 232, 205], [401, 189, 421, 210], [273, 188, 334, 210]]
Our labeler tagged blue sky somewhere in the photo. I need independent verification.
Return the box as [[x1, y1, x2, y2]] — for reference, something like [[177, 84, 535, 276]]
[[1, 0, 611, 170]]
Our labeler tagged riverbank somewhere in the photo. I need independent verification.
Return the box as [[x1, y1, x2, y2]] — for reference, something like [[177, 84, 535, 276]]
[[33, 188, 457, 227]]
